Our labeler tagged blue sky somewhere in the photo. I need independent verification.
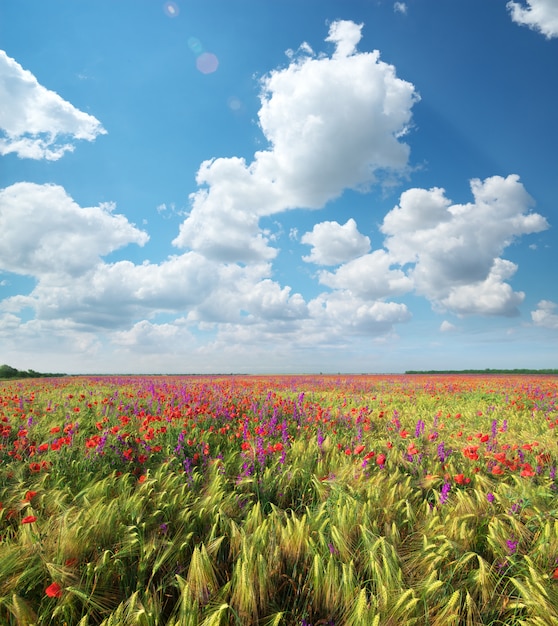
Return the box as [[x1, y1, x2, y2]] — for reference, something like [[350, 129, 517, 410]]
[[1, 0, 557, 374]]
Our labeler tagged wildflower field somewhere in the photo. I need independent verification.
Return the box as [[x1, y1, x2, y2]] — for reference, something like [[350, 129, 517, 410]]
[[1, 374, 558, 626]]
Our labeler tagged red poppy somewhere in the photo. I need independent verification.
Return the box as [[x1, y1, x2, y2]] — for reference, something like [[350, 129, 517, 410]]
[[353, 444, 365, 455], [24, 490, 37, 502], [376, 453, 386, 466], [21, 515, 37, 524], [45, 582, 62, 598]]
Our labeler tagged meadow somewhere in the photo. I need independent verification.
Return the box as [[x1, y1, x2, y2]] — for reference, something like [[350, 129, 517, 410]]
[[1, 373, 557, 626]]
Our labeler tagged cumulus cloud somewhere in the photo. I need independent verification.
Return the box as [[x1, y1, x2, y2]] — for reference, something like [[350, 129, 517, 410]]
[[440, 320, 457, 332], [0, 183, 148, 277], [507, 0, 558, 38], [301, 218, 371, 265], [112, 320, 189, 352], [1, 252, 219, 329], [438, 258, 525, 317], [380, 174, 549, 316], [308, 290, 411, 335], [317, 250, 413, 300], [325, 20, 364, 58], [0, 50, 106, 159], [173, 19, 418, 262], [531, 300, 558, 329], [394, 3, 408, 15]]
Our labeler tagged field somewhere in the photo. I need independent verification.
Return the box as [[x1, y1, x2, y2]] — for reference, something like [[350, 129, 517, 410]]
[[1, 374, 558, 626]]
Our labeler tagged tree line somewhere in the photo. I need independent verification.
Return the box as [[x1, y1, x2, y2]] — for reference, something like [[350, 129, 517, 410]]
[[405, 368, 558, 375], [0, 364, 66, 379]]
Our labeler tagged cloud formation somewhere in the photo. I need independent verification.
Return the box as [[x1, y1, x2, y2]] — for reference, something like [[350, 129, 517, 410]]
[[380, 175, 549, 316], [0, 50, 106, 160], [172, 20, 419, 262], [507, 0, 558, 38], [0, 183, 148, 277], [301, 218, 370, 265], [531, 300, 558, 329]]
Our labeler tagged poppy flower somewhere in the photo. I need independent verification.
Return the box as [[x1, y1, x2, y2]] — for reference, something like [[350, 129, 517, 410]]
[[45, 582, 62, 598], [21, 515, 37, 524]]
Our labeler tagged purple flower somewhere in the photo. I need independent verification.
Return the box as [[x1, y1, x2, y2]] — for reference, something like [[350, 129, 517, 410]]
[[437, 442, 450, 463], [506, 539, 518, 555], [414, 419, 425, 438], [487, 492, 495, 503], [439, 481, 451, 505]]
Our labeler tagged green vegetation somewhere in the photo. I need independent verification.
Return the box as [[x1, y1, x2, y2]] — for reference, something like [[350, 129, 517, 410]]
[[0, 373, 558, 625], [406, 368, 558, 374], [0, 364, 66, 379]]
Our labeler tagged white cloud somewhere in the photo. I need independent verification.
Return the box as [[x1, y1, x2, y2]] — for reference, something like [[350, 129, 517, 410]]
[[325, 20, 364, 58], [0, 50, 106, 160], [112, 320, 188, 351], [439, 258, 525, 317], [301, 218, 371, 265], [173, 20, 418, 262], [381, 175, 549, 315], [308, 290, 411, 335], [531, 300, 558, 329], [1, 252, 218, 329], [507, 0, 558, 38], [317, 250, 413, 300], [0, 183, 148, 277], [394, 3, 408, 15], [440, 320, 457, 332]]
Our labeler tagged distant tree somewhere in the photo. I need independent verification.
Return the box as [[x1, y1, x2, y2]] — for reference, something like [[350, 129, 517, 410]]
[[0, 364, 66, 379], [0, 364, 19, 378]]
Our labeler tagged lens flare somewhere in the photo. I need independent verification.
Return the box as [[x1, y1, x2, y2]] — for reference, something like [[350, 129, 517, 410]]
[[163, 2, 179, 17], [187, 37, 204, 56], [196, 52, 219, 74], [227, 96, 242, 111]]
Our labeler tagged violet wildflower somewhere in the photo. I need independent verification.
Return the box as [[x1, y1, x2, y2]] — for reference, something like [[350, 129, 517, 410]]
[[506, 539, 518, 555], [486, 492, 495, 503], [415, 419, 425, 438], [317, 428, 324, 450], [439, 481, 451, 505], [437, 442, 449, 463]]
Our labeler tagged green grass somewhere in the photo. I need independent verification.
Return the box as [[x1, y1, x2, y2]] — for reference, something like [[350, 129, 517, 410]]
[[0, 374, 557, 625]]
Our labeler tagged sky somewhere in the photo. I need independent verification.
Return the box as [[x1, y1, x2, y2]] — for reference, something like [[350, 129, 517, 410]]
[[1, 0, 557, 375]]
